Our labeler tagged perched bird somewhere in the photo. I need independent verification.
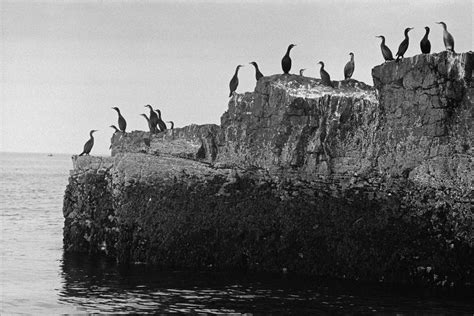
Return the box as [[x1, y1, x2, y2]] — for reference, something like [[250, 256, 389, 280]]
[[318, 61, 334, 88], [396, 27, 414, 62], [140, 114, 154, 133], [110, 125, 120, 133], [344, 52, 355, 80], [436, 22, 455, 52], [249, 62, 264, 81], [376, 35, 394, 62], [299, 68, 306, 76], [281, 44, 296, 74], [145, 105, 159, 133], [155, 109, 167, 132], [229, 65, 244, 97], [79, 130, 98, 156], [167, 121, 175, 130], [112, 107, 127, 133], [420, 26, 431, 54]]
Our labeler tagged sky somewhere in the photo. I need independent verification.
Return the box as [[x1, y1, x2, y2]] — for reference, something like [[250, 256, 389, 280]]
[[1, 0, 472, 155]]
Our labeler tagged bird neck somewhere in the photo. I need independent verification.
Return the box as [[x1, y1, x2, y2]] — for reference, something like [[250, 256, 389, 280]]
[[156, 110, 162, 119], [350, 55, 354, 62], [89, 132, 94, 138], [320, 64, 325, 71], [424, 28, 430, 36], [234, 66, 241, 75], [404, 30, 410, 38], [286, 46, 293, 55], [380, 37, 385, 45]]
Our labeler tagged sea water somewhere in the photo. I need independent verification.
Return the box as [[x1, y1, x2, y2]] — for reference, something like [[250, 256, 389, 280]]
[[0, 152, 472, 314]]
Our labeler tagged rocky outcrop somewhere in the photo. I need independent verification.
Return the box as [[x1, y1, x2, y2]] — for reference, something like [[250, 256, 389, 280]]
[[218, 76, 378, 176], [63, 52, 473, 287], [372, 52, 473, 189], [110, 124, 220, 162]]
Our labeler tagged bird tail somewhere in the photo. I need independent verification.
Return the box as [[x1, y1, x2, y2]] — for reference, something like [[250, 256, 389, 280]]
[[79, 152, 85, 156], [229, 91, 233, 97], [395, 55, 401, 63]]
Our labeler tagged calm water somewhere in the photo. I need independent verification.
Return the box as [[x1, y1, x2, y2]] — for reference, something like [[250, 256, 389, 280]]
[[0, 152, 472, 314]]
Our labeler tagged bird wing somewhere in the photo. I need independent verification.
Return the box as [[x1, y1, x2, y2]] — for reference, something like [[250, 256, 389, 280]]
[[382, 46, 394, 60], [344, 62, 354, 79], [229, 75, 238, 96], [396, 39, 408, 56], [83, 138, 93, 154], [445, 32, 455, 50]]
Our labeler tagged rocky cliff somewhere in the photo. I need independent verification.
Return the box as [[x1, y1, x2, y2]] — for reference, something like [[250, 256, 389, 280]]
[[63, 51, 473, 287]]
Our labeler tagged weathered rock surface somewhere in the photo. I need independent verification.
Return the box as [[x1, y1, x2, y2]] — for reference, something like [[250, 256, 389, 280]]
[[110, 124, 220, 162], [63, 52, 473, 287]]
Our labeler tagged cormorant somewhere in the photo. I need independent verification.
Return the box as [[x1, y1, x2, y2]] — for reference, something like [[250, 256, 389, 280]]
[[167, 121, 174, 129], [436, 22, 455, 52], [299, 68, 306, 76], [229, 65, 244, 98], [112, 107, 127, 133], [140, 114, 154, 133], [281, 44, 296, 74], [249, 62, 263, 81], [79, 130, 98, 156], [396, 27, 414, 62], [420, 26, 431, 54], [155, 108, 167, 132], [344, 52, 355, 80], [145, 105, 159, 133], [318, 61, 334, 88], [376, 36, 394, 62], [110, 125, 120, 133]]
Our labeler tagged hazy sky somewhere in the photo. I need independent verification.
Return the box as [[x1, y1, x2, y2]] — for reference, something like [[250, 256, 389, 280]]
[[1, 0, 472, 155]]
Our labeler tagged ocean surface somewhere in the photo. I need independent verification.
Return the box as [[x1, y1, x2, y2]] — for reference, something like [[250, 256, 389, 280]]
[[0, 152, 472, 315]]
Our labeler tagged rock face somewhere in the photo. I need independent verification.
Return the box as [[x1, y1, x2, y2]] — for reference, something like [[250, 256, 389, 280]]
[[218, 76, 378, 176], [63, 52, 473, 287], [372, 52, 473, 189]]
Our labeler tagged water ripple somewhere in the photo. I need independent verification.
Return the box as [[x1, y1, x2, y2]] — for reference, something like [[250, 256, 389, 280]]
[[1, 153, 473, 314]]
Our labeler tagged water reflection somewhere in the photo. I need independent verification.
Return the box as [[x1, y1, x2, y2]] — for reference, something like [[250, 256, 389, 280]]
[[59, 253, 473, 314]]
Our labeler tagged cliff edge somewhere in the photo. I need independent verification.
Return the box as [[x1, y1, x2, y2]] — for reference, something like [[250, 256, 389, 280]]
[[63, 52, 473, 287]]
